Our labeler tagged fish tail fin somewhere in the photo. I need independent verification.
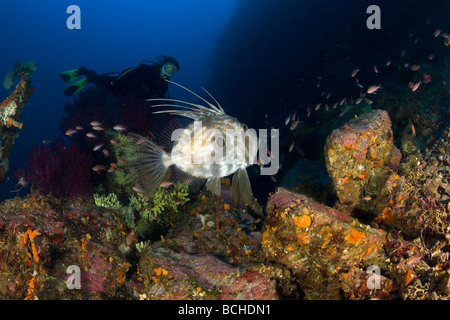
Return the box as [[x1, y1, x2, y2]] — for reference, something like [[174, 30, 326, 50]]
[[128, 133, 171, 195], [231, 168, 253, 207], [205, 177, 221, 197]]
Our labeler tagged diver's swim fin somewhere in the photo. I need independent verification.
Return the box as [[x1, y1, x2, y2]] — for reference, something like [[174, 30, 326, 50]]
[[59, 68, 82, 83], [63, 77, 89, 96]]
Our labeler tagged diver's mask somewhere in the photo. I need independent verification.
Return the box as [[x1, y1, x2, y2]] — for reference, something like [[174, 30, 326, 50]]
[[160, 62, 178, 79]]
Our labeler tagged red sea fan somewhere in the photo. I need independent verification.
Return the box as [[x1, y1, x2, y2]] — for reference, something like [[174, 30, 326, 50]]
[[26, 138, 93, 197]]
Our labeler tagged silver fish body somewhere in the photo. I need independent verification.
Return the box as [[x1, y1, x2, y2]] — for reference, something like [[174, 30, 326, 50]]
[[129, 81, 257, 206]]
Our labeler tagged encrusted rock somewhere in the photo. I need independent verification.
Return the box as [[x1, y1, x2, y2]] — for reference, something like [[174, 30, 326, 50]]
[[0, 194, 133, 299], [135, 246, 279, 300], [262, 187, 394, 299], [324, 109, 401, 214]]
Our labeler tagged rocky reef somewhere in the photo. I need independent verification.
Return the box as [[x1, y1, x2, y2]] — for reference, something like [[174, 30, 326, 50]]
[[0, 108, 448, 300]]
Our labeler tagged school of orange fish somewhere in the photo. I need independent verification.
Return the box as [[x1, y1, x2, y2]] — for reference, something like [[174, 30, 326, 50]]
[[281, 27, 449, 157]]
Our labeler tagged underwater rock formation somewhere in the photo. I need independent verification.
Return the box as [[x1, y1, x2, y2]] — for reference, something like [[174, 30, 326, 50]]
[[262, 187, 450, 300], [262, 187, 393, 299], [136, 246, 278, 300], [0, 190, 276, 299], [324, 109, 401, 214], [373, 128, 450, 240], [0, 194, 133, 299]]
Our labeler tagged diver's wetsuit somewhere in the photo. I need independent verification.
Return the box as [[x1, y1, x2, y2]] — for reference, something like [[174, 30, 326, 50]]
[[77, 64, 168, 99]]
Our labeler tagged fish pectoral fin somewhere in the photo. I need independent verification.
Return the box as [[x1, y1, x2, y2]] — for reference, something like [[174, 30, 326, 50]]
[[206, 177, 221, 197], [231, 168, 253, 207]]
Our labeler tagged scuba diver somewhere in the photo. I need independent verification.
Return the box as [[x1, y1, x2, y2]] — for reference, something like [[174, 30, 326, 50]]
[[59, 55, 179, 98]]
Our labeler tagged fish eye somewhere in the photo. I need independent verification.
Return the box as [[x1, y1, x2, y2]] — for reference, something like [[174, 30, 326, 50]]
[[242, 124, 248, 130]]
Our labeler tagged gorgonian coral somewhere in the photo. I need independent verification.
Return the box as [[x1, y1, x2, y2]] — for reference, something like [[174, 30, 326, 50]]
[[26, 138, 93, 197]]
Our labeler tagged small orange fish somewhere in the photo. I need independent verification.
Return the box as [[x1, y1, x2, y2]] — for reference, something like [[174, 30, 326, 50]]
[[92, 125, 104, 131], [422, 74, 432, 84], [373, 65, 379, 73], [65, 129, 76, 136], [103, 149, 109, 157], [132, 186, 144, 193], [290, 120, 300, 130], [385, 60, 391, 67], [93, 144, 103, 151], [339, 98, 346, 106], [351, 68, 359, 77], [406, 255, 422, 266], [364, 98, 373, 105], [113, 124, 127, 131], [411, 123, 416, 137], [332, 102, 338, 109], [315, 103, 321, 110], [92, 165, 106, 173], [90, 121, 102, 126], [284, 115, 291, 125], [110, 139, 119, 145], [75, 125, 83, 131], [288, 141, 295, 152], [86, 132, 96, 138], [428, 54, 435, 60], [434, 29, 441, 37], [159, 181, 173, 188], [362, 196, 372, 201], [411, 81, 421, 92], [367, 84, 382, 94], [355, 97, 363, 105], [410, 64, 420, 71]]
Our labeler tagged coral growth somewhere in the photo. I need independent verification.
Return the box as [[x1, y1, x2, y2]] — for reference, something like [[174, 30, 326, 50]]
[[324, 109, 402, 214], [93, 183, 189, 240], [0, 61, 35, 184], [3, 61, 36, 90], [26, 138, 93, 198]]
